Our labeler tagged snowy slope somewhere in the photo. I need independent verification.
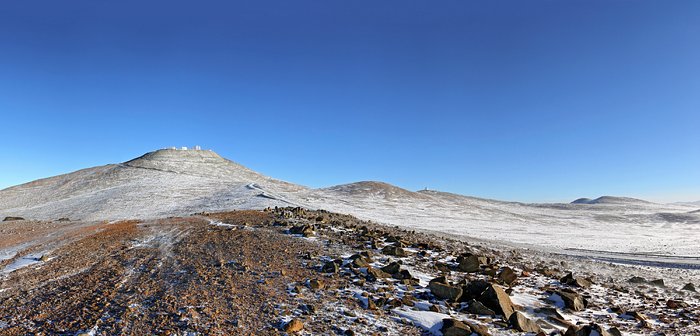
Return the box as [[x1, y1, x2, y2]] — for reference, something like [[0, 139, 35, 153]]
[[1, 149, 699, 257], [0, 149, 301, 220]]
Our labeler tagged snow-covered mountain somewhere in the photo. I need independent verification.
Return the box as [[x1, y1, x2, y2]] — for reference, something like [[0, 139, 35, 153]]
[[2, 149, 699, 257]]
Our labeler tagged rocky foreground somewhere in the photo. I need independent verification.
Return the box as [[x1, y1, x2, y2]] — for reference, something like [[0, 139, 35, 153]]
[[0, 209, 698, 335]]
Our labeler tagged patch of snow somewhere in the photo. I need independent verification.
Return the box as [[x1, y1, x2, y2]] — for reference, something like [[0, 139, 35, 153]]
[[392, 307, 449, 336]]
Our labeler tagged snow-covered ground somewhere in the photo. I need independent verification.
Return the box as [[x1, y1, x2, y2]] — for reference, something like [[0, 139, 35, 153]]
[[1, 149, 698, 261]]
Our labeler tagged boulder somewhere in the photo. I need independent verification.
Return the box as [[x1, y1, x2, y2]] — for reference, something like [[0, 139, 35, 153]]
[[564, 323, 614, 336], [382, 245, 408, 257], [560, 272, 592, 288], [650, 279, 665, 287], [457, 254, 481, 273], [429, 278, 463, 301], [440, 319, 472, 336], [309, 279, 325, 290], [556, 290, 586, 311], [366, 267, 391, 280], [465, 299, 495, 315], [682, 283, 696, 292], [460, 280, 490, 301], [509, 311, 543, 333], [392, 269, 413, 280], [464, 321, 491, 336], [497, 267, 518, 286], [628, 276, 647, 284], [290, 225, 314, 237], [381, 262, 401, 274], [351, 258, 369, 268], [478, 284, 515, 319], [322, 261, 339, 273], [283, 318, 304, 333]]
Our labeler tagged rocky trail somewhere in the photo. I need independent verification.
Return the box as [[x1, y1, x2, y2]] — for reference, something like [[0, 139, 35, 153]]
[[0, 209, 698, 335]]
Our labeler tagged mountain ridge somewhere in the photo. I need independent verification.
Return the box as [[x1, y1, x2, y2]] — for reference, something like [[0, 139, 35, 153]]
[[2, 149, 699, 256]]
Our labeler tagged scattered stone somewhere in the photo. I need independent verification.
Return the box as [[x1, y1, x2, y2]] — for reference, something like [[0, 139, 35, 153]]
[[382, 245, 407, 257], [682, 283, 696, 292], [457, 254, 481, 273], [283, 318, 304, 333], [564, 323, 614, 336], [429, 278, 463, 301], [309, 279, 325, 290], [560, 272, 592, 288], [322, 261, 339, 273], [464, 321, 491, 336], [381, 262, 401, 274], [441, 318, 472, 336], [290, 225, 314, 237], [478, 284, 515, 319], [555, 290, 586, 311], [628, 276, 647, 284], [497, 267, 518, 286], [649, 279, 665, 287], [509, 311, 543, 333], [366, 267, 391, 281], [666, 299, 688, 309], [466, 299, 495, 316]]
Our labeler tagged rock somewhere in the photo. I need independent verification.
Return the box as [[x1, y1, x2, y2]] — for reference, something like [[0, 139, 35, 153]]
[[381, 262, 401, 274], [322, 261, 339, 273], [429, 278, 463, 301], [509, 311, 543, 333], [607, 327, 622, 336], [392, 269, 413, 280], [466, 299, 495, 315], [628, 276, 647, 284], [460, 280, 490, 301], [464, 321, 491, 336], [382, 245, 407, 257], [440, 319, 472, 336], [2, 216, 24, 221], [497, 267, 518, 286], [39, 254, 49, 262], [682, 283, 696, 292], [560, 272, 592, 288], [666, 299, 688, 309], [650, 279, 665, 287], [556, 290, 586, 311], [457, 254, 481, 273], [351, 258, 369, 268], [290, 225, 314, 237], [478, 284, 515, 319], [564, 323, 614, 336], [309, 279, 325, 290], [366, 267, 391, 280], [283, 318, 304, 333]]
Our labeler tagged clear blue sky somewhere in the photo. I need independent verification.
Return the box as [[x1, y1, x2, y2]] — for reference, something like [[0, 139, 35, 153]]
[[1, 1, 698, 203]]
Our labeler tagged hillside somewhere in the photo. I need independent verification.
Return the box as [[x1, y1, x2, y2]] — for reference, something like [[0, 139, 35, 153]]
[[0, 209, 697, 335], [0, 149, 301, 221], [1, 149, 699, 257]]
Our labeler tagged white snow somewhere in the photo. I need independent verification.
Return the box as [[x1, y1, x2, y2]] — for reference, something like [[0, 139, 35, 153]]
[[392, 308, 449, 336], [2, 253, 43, 274]]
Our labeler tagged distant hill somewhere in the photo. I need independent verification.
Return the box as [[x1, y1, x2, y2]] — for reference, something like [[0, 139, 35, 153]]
[[571, 196, 653, 205]]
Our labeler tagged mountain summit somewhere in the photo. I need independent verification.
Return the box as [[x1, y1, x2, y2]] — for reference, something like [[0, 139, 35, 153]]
[[0, 148, 302, 221]]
